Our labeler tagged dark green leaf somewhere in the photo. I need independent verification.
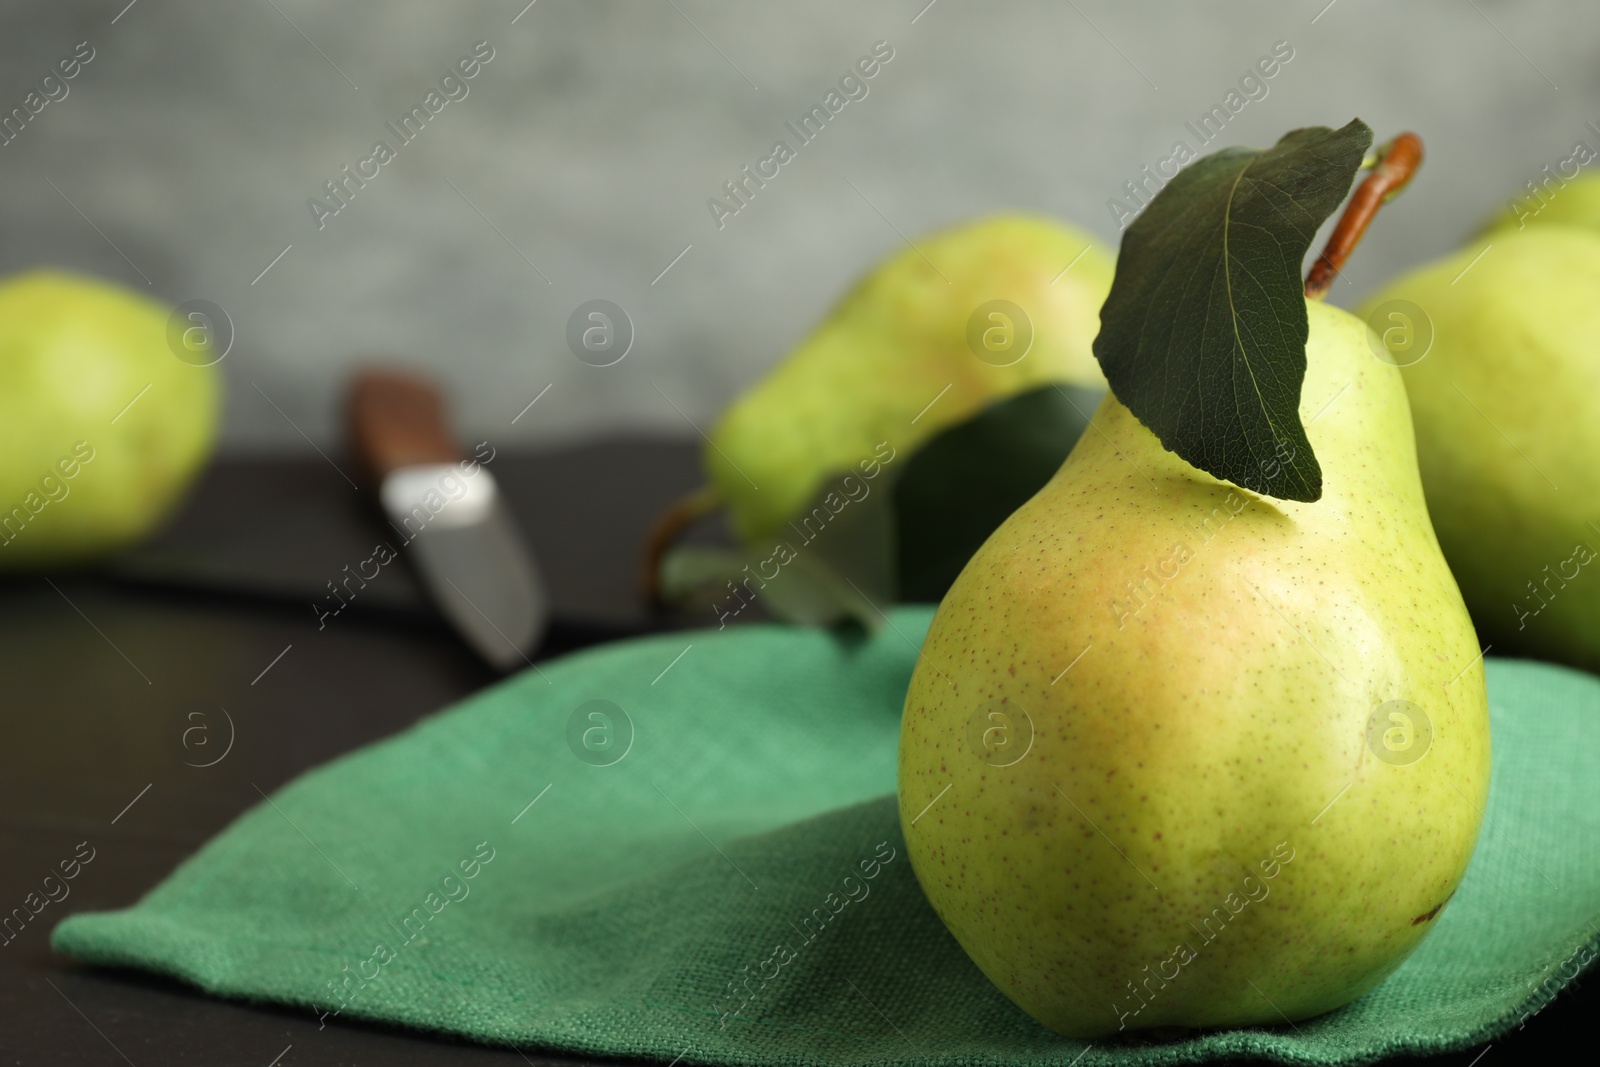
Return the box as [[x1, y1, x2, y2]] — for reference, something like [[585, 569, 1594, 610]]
[[1093, 119, 1373, 502], [892, 383, 1103, 601]]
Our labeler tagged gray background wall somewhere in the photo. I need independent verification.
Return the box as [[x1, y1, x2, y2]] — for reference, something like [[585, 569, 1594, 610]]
[[2, 0, 1592, 452]]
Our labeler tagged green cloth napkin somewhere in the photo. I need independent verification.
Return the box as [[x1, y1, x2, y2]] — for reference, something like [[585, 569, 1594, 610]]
[[54, 608, 1600, 1066]]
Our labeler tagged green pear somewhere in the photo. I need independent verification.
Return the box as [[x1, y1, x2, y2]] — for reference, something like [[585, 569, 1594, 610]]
[[1359, 227, 1600, 669], [1480, 172, 1600, 237], [707, 215, 1113, 543], [0, 271, 219, 567], [898, 299, 1489, 1037]]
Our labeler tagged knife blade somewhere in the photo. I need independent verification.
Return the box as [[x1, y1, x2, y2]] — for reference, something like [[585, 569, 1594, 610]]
[[348, 369, 548, 670]]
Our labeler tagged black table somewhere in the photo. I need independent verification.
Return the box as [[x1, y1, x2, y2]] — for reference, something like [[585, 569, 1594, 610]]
[[0, 442, 1585, 1065]]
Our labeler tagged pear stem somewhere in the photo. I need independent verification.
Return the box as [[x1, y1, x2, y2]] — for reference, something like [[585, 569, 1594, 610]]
[[640, 484, 724, 606], [1304, 132, 1424, 301]]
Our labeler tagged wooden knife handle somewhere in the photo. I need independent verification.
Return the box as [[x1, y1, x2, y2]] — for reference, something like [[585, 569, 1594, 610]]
[[347, 368, 462, 480]]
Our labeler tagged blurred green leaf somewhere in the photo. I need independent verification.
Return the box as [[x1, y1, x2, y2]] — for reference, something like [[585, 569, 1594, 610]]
[[892, 383, 1103, 601], [660, 383, 1103, 623]]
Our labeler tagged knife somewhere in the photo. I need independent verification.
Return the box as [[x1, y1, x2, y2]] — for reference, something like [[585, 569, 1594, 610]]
[[347, 369, 549, 670]]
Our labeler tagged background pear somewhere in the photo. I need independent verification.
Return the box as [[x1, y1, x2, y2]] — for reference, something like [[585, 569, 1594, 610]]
[[0, 271, 219, 567], [1480, 171, 1600, 237], [899, 299, 1489, 1037], [1359, 227, 1600, 668], [707, 214, 1113, 543]]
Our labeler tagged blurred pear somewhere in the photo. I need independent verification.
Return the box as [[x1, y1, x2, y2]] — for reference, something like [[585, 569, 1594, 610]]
[[0, 271, 219, 567], [1480, 171, 1600, 238], [707, 215, 1113, 542], [1360, 228, 1600, 668]]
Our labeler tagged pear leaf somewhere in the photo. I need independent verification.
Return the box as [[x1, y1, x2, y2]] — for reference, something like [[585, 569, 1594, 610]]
[[657, 542, 886, 631], [1093, 119, 1373, 502], [892, 382, 1103, 601], [657, 461, 896, 631], [659, 383, 1107, 623]]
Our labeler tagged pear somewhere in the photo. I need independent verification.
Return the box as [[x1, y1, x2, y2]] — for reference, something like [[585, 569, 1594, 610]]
[[707, 215, 1113, 543], [1359, 227, 1600, 669], [898, 299, 1489, 1036], [0, 271, 219, 567], [1480, 172, 1600, 237]]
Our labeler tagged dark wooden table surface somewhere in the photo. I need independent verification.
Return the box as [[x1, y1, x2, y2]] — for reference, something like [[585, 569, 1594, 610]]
[[0, 441, 1586, 1065]]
